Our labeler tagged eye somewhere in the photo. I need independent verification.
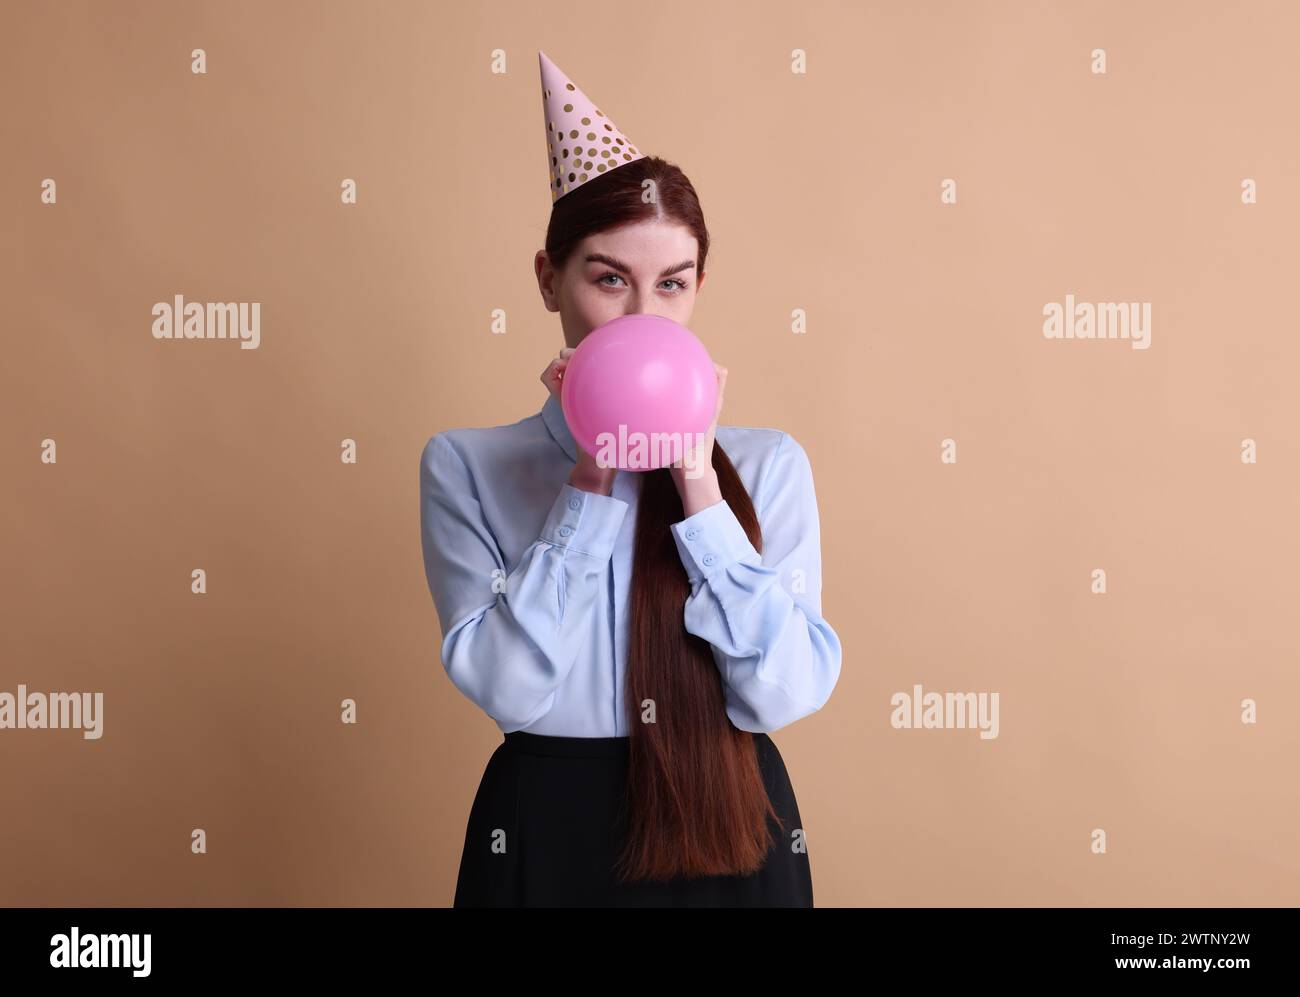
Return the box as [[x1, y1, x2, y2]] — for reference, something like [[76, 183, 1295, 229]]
[[595, 272, 689, 292]]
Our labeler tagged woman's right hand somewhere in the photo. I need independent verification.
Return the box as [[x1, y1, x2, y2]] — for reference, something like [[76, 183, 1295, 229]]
[[541, 347, 618, 496]]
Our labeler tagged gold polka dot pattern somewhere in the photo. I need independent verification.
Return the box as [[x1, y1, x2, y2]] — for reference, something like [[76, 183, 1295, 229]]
[[539, 50, 646, 203]]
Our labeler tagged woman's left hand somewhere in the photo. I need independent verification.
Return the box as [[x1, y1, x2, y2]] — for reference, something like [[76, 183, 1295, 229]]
[[670, 363, 726, 505]]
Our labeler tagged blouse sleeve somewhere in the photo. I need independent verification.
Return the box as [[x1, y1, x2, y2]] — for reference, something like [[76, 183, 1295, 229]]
[[668, 432, 843, 733], [420, 432, 629, 728]]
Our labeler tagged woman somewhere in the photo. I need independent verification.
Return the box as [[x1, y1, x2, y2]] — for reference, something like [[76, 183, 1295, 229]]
[[418, 53, 843, 907]]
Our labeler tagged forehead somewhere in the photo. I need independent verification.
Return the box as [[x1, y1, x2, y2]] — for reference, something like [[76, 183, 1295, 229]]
[[578, 218, 698, 269]]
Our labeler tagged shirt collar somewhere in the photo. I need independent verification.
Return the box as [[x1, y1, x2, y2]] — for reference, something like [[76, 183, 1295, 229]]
[[540, 392, 578, 462]]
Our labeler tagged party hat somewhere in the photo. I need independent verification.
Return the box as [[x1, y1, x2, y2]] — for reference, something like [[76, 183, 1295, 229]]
[[539, 50, 646, 202]]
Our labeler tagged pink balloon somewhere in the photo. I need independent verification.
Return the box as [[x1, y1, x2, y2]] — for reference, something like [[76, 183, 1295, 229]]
[[561, 314, 717, 472]]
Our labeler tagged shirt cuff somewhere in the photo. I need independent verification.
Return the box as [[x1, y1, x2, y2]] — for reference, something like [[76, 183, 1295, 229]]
[[541, 483, 629, 560], [669, 498, 760, 585]]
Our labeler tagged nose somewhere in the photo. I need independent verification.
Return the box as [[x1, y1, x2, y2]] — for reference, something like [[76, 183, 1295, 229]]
[[623, 293, 659, 318]]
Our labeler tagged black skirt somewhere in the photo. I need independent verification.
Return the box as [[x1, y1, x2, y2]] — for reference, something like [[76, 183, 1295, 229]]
[[453, 730, 814, 907]]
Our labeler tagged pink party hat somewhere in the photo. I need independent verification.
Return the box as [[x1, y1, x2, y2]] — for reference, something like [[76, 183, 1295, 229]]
[[539, 50, 646, 202]]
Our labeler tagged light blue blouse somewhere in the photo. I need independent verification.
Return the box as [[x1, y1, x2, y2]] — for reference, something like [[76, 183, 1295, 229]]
[[419, 392, 842, 737]]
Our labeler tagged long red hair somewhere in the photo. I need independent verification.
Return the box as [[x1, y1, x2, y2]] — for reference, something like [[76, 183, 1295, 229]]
[[544, 156, 782, 880]]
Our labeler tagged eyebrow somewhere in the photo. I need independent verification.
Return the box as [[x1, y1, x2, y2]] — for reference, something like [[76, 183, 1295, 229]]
[[584, 253, 696, 279]]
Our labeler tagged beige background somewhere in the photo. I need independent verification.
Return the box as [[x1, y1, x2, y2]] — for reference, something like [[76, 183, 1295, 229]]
[[4, 0, 1298, 906]]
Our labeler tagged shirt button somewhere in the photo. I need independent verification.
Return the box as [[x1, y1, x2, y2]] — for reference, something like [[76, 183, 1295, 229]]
[[702, 553, 716, 566], [685, 528, 699, 541], [559, 525, 573, 537], [568, 497, 581, 510]]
